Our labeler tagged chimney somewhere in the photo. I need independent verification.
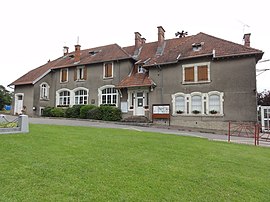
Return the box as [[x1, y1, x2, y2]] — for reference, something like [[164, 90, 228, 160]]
[[243, 33, 251, 47], [63, 46, 69, 56], [141, 37, 146, 44], [135, 32, 142, 50], [74, 44, 81, 62], [157, 26, 165, 46], [156, 26, 166, 55]]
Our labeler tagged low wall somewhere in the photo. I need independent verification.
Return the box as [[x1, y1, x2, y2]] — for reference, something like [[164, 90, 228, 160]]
[[0, 115, 29, 134]]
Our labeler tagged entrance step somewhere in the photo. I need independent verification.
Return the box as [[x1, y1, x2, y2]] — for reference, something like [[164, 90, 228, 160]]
[[122, 116, 150, 123]]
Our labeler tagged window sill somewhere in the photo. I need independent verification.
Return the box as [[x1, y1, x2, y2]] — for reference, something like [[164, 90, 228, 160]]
[[172, 113, 224, 117], [76, 79, 86, 82], [103, 77, 113, 80], [40, 98, 49, 101], [182, 80, 211, 85], [60, 81, 68, 84]]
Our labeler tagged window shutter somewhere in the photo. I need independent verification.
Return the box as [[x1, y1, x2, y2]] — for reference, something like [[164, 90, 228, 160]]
[[83, 66, 87, 80], [108, 63, 112, 77], [74, 68, 77, 81], [62, 69, 67, 82], [198, 65, 208, 81], [184, 67, 194, 82]]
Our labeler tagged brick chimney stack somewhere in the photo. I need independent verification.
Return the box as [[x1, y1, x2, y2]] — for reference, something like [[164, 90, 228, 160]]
[[74, 44, 81, 62], [243, 33, 251, 47], [135, 32, 142, 50], [157, 26, 165, 46], [63, 46, 69, 56], [141, 37, 146, 44]]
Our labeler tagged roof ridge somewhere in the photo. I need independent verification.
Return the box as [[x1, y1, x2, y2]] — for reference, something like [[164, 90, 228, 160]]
[[197, 32, 263, 52]]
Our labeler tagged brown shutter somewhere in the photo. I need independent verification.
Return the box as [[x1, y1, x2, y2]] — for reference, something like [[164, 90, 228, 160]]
[[184, 67, 194, 82], [198, 65, 208, 81], [83, 66, 87, 80], [74, 68, 77, 81], [63, 69, 67, 82], [108, 63, 112, 77]]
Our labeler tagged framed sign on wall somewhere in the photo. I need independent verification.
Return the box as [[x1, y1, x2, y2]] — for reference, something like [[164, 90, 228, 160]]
[[152, 104, 170, 125]]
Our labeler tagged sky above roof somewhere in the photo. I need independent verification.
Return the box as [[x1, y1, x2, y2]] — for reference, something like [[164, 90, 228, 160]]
[[1, 0, 269, 91]]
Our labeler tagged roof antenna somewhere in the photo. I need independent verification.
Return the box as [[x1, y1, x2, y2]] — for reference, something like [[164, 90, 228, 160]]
[[237, 19, 250, 34], [175, 30, 188, 38]]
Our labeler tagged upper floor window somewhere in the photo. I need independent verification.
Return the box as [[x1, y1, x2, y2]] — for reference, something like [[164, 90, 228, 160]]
[[60, 68, 68, 83], [182, 62, 210, 84], [138, 65, 147, 73], [59, 90, 70, 106], [75, 89, 88, 105], [40, 82, 50, 100], [74, 66, 87, 81], [103, 62, 113, 78]]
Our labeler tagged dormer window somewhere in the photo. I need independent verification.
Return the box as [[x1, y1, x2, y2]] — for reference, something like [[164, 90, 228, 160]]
[[192, 42, 204, 51], [138, 65, 147, 73], [89, 50, 100, 56]]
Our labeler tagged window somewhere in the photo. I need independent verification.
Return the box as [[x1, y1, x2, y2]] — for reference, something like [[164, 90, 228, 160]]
[[138, 65, 147, 73], [99, 86, 118, 106], [191, 95, 202, 113], [183, 62, 210, 84], [104, 62, 113, 78], [60, 68, 68, 82], [74, 66, 87, 81], [59, 91, 70, 106], [75, 89, 88, 105], [40, 82, 50, 99], [172, 91, 224, 116], [175, 96, 185, 113]]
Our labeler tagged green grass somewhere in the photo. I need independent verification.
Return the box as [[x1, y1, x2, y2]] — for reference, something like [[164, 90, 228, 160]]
[[0, 124, 270, 201]]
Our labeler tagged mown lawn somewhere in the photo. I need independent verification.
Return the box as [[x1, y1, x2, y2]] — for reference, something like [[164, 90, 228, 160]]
[[0, 124, 269, 201]]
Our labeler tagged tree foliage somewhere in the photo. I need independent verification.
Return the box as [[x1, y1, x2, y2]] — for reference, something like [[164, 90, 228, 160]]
[[0, 85, 12, 110], [257, 90, 270, 106]]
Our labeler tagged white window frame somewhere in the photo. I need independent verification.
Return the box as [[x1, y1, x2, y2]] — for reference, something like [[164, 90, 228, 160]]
[[98, 85, 118, 107], [56, 88, 72, 106], [76, 66, 85, 81], [103, 62, 114, 79], [60, 68, 69, 83], [182, 62, 210, 84], [208, 91, 224, 115], [40, 82, 50, 100], [74, 87, 89, 105], [172, 91, 224, 116]]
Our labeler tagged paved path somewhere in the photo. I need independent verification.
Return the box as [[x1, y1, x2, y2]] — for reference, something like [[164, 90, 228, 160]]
[[3, 115, 270, 147]]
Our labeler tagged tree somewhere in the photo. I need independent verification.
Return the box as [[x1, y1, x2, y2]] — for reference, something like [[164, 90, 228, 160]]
[[257, 90, 270, 106], [0, 85, 12, 110]]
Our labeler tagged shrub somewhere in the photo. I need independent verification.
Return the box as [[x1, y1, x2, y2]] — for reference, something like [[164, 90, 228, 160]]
[[65, 105, 83, 118], [51, 108, 65, 117], [99, 105, 122, 121], [42, 106, 54, 117], [87, 108, 102, 120], [80, 105, 97, 119]]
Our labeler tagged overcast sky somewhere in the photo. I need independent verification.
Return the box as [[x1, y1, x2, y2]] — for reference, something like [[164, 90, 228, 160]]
[[1, 0, 269, 91]]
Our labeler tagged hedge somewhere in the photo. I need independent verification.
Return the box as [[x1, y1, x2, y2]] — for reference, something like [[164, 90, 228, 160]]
[[42, 105, 122, 121]]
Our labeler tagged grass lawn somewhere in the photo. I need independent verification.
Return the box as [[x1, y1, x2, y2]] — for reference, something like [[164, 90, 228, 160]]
[[0, 124, 270, 201]]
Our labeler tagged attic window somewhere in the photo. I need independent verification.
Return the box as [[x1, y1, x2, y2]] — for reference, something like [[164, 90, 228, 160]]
[[89, 50, 100, 56], [138, 65, 147, 73], [192, 42, 204, 51]]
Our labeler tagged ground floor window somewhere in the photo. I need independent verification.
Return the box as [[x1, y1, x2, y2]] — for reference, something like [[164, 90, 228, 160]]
[[75, 89, 88, 105], [59, 91, 70, 106], [98, 85, 118, 106], [172, 91, 224, 115], [56, 87, 89, 107]]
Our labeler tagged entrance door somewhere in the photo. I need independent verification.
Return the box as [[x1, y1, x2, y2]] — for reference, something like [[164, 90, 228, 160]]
[[14, 94, 23, 115], [135, 92, 144, 116]]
